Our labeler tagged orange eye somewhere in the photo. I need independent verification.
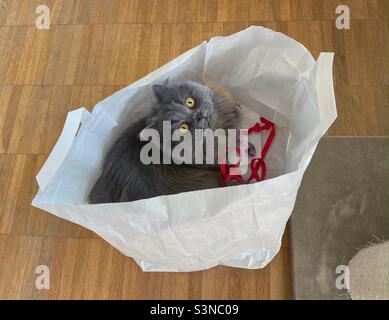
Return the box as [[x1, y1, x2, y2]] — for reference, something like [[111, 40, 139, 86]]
[[179, 122, 189, 134], [185, 97, 196, 108]]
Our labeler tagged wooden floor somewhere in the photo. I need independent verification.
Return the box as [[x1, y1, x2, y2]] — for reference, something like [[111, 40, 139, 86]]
[[0, 0, 387, 299]]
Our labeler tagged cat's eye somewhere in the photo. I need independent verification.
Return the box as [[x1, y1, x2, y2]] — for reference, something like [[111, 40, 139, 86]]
[[179, 122, 189, 134], [185, 97, 196, 108]]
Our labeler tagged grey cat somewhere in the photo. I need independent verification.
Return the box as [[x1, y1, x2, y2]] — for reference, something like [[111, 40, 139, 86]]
[[89, 81, 241, 203]]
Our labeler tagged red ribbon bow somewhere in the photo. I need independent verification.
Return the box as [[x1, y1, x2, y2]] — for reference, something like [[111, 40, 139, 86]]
[[220, 117, 276, 184]]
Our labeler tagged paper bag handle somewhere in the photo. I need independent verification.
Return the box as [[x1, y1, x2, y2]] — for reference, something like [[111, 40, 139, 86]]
[[36, 107, 91, 191], [316, 52, 337, 134]]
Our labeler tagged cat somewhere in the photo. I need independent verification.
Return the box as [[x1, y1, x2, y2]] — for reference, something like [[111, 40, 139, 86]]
[[88, 81, 241, 203]]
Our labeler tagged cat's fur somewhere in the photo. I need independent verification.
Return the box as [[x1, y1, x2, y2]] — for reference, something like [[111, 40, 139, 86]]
[[89, 81, 241, 203]]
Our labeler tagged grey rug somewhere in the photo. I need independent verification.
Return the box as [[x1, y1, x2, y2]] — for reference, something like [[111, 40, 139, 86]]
[[290, 137, 389, 300]]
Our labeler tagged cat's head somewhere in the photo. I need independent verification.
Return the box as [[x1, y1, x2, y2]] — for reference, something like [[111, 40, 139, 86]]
[[147, 80, 240, 134]]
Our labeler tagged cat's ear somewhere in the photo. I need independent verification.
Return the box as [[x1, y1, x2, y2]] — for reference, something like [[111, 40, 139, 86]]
[[152, 84, 164, 101], [152, 82, 171, 104], [162, 77, 170, 87]]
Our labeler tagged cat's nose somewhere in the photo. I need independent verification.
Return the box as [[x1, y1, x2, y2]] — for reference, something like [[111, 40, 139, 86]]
[[196, 112, 205, 121]]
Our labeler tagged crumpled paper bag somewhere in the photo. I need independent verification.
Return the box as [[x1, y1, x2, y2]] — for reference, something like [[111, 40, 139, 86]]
[[32, 26, 337, 272]]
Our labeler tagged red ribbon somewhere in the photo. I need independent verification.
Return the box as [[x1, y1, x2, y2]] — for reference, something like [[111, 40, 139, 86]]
[[248, 157, 266, 182], [220, 117, 276, 184]]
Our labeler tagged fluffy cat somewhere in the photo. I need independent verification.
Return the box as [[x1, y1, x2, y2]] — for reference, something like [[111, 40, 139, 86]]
[[89, 81, 241, 203]]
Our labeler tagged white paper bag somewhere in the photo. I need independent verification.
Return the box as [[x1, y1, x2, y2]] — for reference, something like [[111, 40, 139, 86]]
[[32, 26, 337, 272]]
